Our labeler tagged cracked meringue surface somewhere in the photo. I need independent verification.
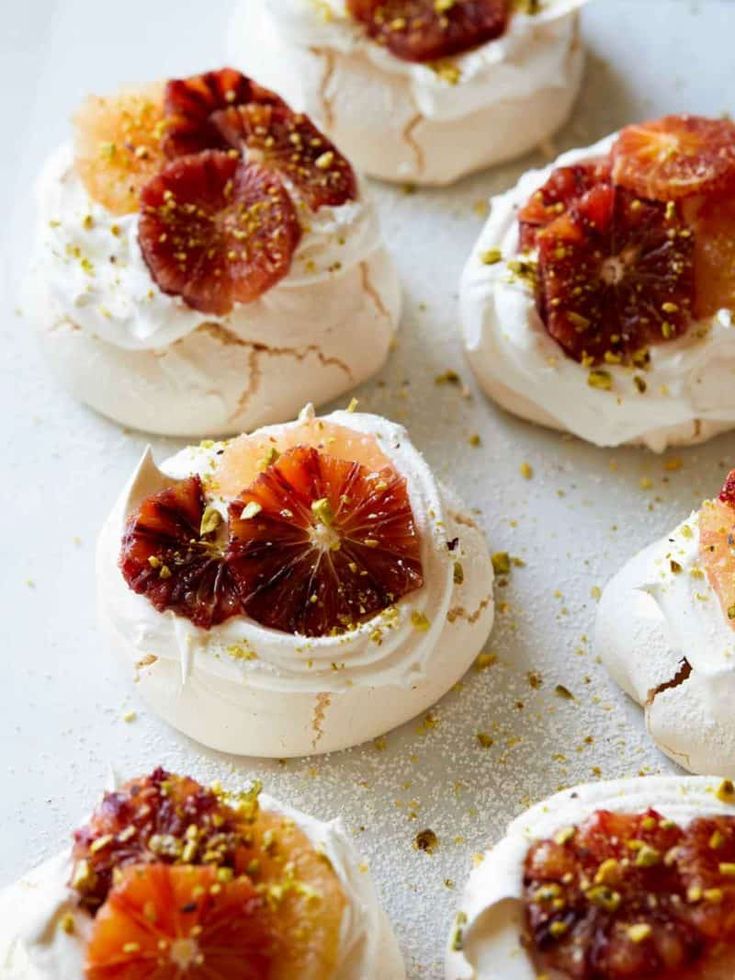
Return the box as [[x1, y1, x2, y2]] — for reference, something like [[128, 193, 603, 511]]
[[96, 408, 494, 756], [595, 513, 735, 777], [461, 134, 735, 451], [229, 0, 586, 186], [0, 790, 405, 980], [26, 143, 400, 438], [445, 776, 735, 980]]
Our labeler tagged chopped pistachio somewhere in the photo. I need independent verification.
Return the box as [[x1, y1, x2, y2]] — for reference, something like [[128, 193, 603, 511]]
[[480, 248, 502, 265], [199, 504, 222, 536], [240, 501, 263, 520]]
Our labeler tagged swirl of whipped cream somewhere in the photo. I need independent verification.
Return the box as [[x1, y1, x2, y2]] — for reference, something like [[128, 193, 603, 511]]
[[461, 134, 735, 452], [0, 790, 405, 980], [595, 511, 735, 777], [96, 408, 494, 756], [229, 0, 586, 185], [30, 143, 386, 352], [446, 776, 735, 980]]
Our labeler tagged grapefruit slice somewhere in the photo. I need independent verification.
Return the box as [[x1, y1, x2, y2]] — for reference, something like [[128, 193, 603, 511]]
[[699, 475, 735, 631], [346, 0, 508, 63], [536, 184, 695, 364], [85, 863, 273, 979], [73, 84, 167, 215], [137, 150, 301, 315], [227, 445, 424, 637], [163, 68, 285, 159], [684, 194, 735, 319], [611, 115, 735, 202], [518, 158, 612, 251], [119, 477, 242, 630], [213, 103, 357, 210]]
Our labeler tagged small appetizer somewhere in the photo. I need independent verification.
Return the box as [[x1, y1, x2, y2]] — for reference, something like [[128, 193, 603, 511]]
[[462, 114, 735, 450], [230, 0, 586, 186], [0, 767, 404, 978], [447, 775, 735, 980], [26, 68, 400, 437], [596, 468, 735, 778], [97, 404, 494, 756]]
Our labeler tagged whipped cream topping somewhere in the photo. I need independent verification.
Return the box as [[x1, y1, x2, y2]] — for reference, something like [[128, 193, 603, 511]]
[[31, 143, 384, 351], [0, 790, 404, 980], [461, 135, 735, 451], [99, 408, 470, 695], [446, 776, 735, 980], [262, 0, 586, 121]]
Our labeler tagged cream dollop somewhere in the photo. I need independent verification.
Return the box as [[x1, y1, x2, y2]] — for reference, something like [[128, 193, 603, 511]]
[[0, 791, 405, 980], [229, 0, 585, 185], [446, 775, 735, 980], [595, 511, 735, 776], [96, 408, 494, 756], [461, 135, 735, 451]]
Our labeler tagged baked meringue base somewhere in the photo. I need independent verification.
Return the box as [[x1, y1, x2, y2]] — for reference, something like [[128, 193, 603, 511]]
[[96, 496, 494, 757], [446, 776, 735, 980], [0, 793, 406, 980], [31, 250, 400, 438], [230, 3, 585, 186]]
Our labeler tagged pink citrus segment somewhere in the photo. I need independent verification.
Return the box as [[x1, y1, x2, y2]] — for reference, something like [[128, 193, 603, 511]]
[[684, 194, 735, 319], [73, 84, 167, 215], [518, 157, 612, 251], [227, 445, 424, 637], [699, 474, 735, 630]]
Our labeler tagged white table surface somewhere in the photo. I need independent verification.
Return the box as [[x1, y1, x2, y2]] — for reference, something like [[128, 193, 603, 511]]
[[2, 1, 735, 976]]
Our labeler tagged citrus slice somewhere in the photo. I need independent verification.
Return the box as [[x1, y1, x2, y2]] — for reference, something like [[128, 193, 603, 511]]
[[676, 816, 735, 942], [85, 863, 273, 979], [536, 184, 695, 364], [163, 68, 284, 159], [699, 473, 735, 631], [518, 158, 612, 250], [611, 115, 735, 202], [213, 103, 357, 210], [73, 84, 167, 215], [119, 477, 241, 630], [137, 150, 301, 315], [227, 445, 424, 636], [346, 0, 508, 62], [684, 195, 735, 319]]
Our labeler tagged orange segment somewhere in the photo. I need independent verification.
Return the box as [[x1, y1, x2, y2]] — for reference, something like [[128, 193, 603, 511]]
[[85, 863, 273, 979], [73, 84, 167, 215], [684, 195, 735, 319], [699, 493, 735, 629], [217, 419, 391, 499]]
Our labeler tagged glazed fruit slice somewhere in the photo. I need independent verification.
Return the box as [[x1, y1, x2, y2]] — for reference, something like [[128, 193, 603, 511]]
[[163, 68, 285, 159], [227, 445, 424, 637], [71, 769, 252, 912], [685, 194, 735, 319], [346, 0, 508, 62], [85, 863, 273, 979], [119, 476, 242, 630], [612, 115, 735, 202], [536, 184, 695, 364], [213, 103, 357, 210], [518, 158, 612, 250], [73, 84, 167, 215], [699, 470, 735, 631], [524, 809, 702, 979], [138, 150, 301, 315]]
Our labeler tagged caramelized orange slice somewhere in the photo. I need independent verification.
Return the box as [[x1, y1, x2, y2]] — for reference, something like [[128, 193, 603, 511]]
[[73, 84, 167, 215], [700, 472, 735, 629]]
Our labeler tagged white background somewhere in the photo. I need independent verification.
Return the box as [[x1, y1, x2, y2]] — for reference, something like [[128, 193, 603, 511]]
[[2, 1, 735, 976]]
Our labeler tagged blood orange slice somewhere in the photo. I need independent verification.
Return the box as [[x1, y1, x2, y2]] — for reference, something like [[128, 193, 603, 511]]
[[73, 84, 167, 215], [213, 103, 357, 210], [227, 445, 424, 637], [119, 477, 241, 630], [137, 150, 301, 315], [71, 768, 251, 912], [346, 0, 508, 62], [85, 863, 273, 979], [518, 157, 612, 251], [676, 816, 735, 942], [536, 184, 695, 364], [162, 68, 285, 159], [699, 471, 735, 632], [684, 194, 735, 319], [611, 115, 735, 202]]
